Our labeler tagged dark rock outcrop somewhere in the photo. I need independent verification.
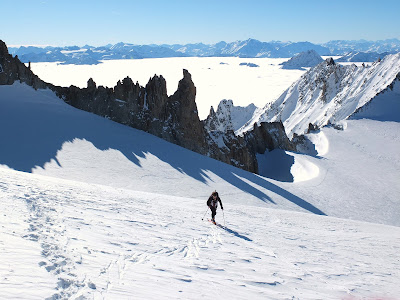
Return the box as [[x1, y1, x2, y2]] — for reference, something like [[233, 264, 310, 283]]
[[0, 40, 47, 89], [326, 57, 335, 66], [52, 69, 210, 158], [307, 123, 319, 133], [206, 129, 258, 173], [167, 70, 208, 154], [244, 121, 296, 155]]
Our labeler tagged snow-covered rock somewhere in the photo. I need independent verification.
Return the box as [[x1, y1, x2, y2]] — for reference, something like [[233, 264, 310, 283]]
[[204, 99, 258, 133], [238, 53, 400, 137], [280, 50, 324, 70]]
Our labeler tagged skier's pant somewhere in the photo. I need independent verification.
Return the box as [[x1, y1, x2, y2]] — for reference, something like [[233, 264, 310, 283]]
[[210, 206, 217, 220]]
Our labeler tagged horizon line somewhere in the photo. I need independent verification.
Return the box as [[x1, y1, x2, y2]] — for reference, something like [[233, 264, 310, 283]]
[[7, 37, 400, 49]]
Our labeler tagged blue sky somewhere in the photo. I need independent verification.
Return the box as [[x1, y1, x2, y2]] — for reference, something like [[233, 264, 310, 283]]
[[2, 0, 399, 46]]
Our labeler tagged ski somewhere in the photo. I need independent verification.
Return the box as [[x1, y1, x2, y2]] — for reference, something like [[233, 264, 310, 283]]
[[208, 219, 226, 229], [208, 219, 217, 225]]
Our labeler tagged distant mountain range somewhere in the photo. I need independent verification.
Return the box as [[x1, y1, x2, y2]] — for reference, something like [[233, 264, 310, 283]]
[[8, 38, 400, 65]]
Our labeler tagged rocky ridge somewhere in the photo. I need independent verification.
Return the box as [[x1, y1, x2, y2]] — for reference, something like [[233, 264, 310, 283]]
[[0, 41, 47, 89], [237, 54, 400, 138], [204, 100, 305, 156], [1, 40, 299, 174]]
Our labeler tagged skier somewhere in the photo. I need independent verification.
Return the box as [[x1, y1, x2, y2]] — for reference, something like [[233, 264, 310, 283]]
[[207, 191, 223, 224]]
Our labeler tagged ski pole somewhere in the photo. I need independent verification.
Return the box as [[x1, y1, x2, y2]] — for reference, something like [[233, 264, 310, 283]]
[[201, 207, 209, 220], [222, 209, 226, 227]]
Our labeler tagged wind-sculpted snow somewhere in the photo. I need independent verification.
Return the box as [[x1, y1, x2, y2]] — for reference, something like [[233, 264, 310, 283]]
[[1, 167, 399, 299]]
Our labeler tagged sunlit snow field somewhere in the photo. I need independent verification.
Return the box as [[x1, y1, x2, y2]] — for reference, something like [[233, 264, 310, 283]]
[[2, 167, 399, 299]]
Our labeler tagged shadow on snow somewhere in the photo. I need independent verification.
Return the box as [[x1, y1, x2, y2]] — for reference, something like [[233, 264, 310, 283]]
[[0, 86, 325, 216], [218, 224, 252, 242]]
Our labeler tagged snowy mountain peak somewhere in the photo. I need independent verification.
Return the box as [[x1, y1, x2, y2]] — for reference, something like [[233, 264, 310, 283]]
[[110, 42, 133, 50], [204, 99, 258, 133], [280, 49, 324, 70], [238, 53, 400, 137]]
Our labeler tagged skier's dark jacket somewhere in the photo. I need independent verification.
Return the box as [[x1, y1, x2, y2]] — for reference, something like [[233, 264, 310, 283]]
[[207, 194, 223, 210]]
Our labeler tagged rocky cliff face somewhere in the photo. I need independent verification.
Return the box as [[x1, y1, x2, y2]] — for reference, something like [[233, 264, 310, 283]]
[[0, 39, 298, 174], [204, 100, 300, 172], [0, 40, 47, 89], [243, 122, 296, 154]]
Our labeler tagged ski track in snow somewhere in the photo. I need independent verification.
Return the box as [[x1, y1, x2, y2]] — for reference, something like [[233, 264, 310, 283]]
[[1, 168, 399, 299]]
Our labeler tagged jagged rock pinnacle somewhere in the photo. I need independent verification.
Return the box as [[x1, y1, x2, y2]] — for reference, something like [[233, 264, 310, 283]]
[[326, 57, 335, 66]]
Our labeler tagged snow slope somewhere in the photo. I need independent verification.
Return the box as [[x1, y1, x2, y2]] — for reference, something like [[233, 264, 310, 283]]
[[0, 82, 325, 213], [279, 120, 400, 225], [1, 81, 399, 225], [1, 167, 399, 299], [350, 76, 400, 122], [1, 78, 400, 299]]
